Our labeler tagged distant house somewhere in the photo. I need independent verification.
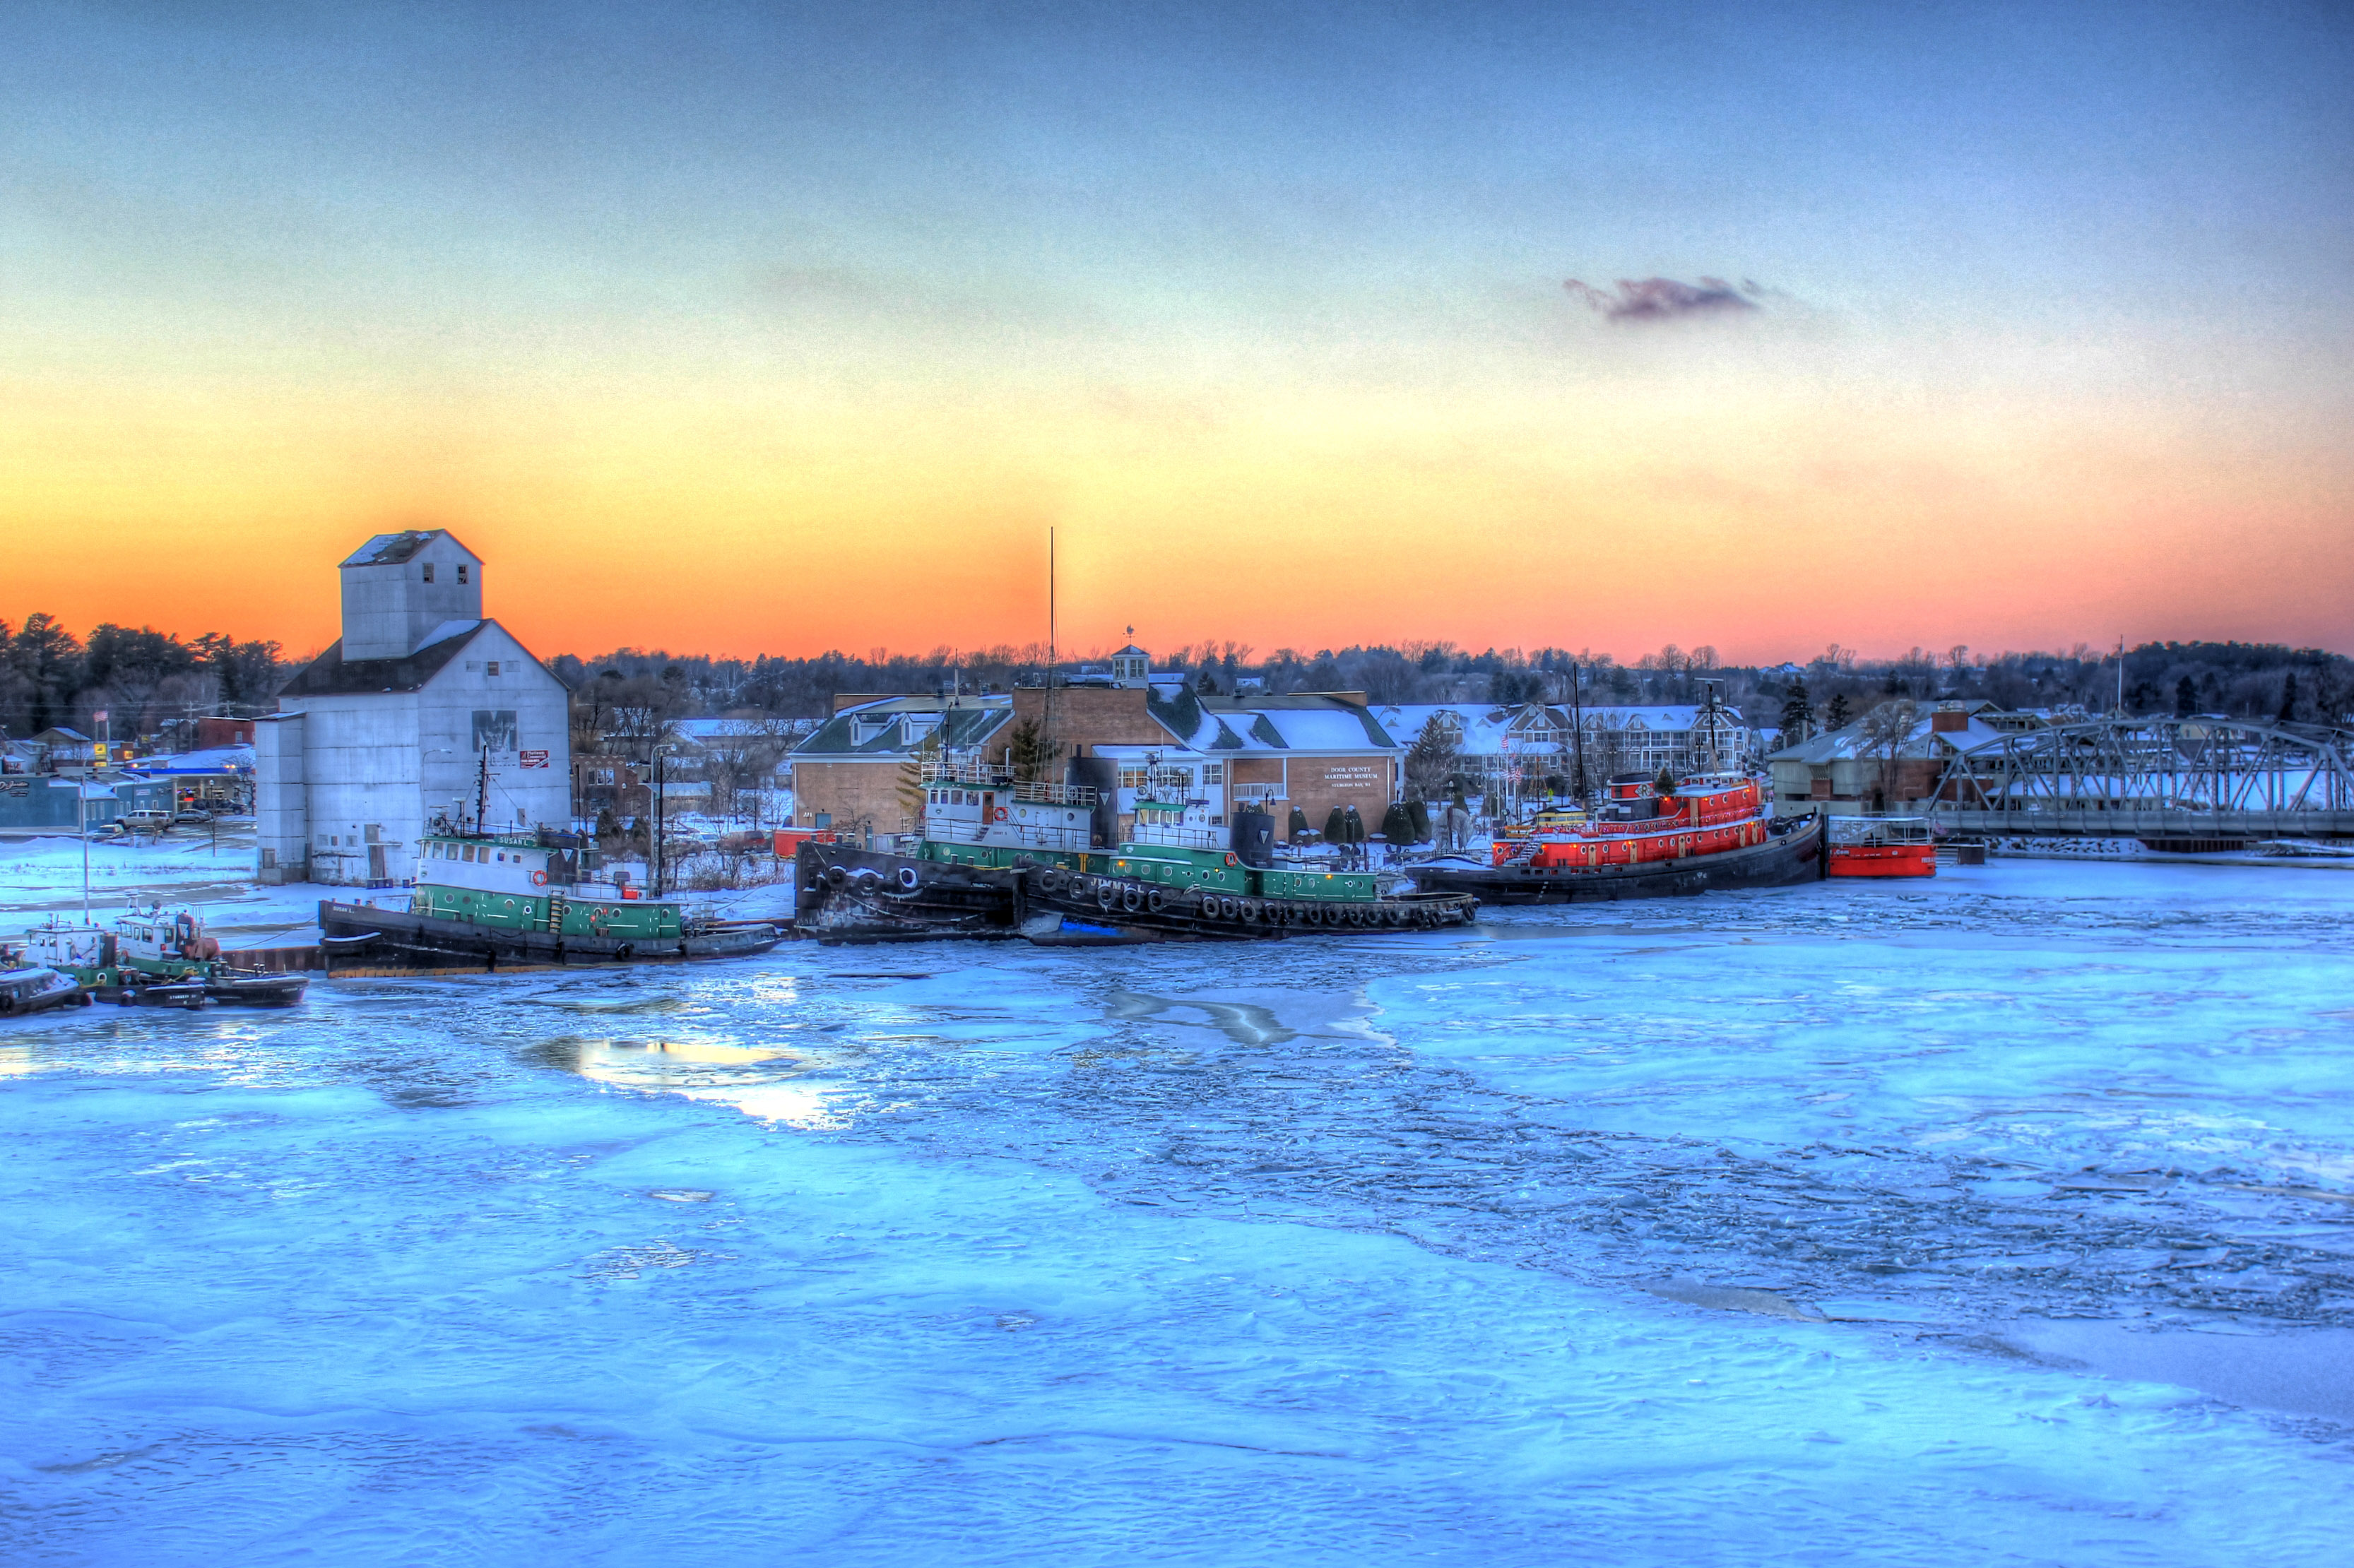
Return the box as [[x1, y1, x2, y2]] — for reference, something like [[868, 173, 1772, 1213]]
[[1766, 705, 2007, 816], [256, 530, 572, 886]]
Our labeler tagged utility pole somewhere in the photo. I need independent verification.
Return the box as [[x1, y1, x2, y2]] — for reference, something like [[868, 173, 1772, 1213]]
[[652, 748, 667, 897]]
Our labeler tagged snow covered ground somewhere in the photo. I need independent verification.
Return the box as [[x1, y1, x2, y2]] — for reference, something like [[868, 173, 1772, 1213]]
[[5, 859, 2354, 1563]]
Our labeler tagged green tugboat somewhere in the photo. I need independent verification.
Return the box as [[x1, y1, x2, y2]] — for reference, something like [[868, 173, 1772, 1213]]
[[794, 756, 1475, 944], [17, 904, 308, 1006], [318, 830, 785, 970]]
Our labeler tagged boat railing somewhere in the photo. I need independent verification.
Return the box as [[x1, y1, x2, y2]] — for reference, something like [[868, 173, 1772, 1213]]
[[921, 758, 1098, 805], [1128, 824, 1226, 852], [924, 819, 1094, 851]]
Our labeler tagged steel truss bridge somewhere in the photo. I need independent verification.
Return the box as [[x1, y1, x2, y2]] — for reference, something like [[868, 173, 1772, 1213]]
[[1926, 717, 2354, 841]]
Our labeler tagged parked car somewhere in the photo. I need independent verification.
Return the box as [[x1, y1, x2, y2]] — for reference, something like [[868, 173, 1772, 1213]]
[[120, 809, 174, 834], [173, 809, 213, 825]]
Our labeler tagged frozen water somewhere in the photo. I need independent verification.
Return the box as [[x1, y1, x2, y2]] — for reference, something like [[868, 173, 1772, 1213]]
[[5, 858, 2354, 1563]]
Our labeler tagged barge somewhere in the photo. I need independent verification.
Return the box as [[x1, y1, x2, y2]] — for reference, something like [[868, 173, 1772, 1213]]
[[319, 828, 784, 970]]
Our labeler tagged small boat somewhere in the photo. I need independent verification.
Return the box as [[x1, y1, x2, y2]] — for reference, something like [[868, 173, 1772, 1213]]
[[1407, 773, 1825, 904], [18, 905, 310, 1006], [0, 964, 89, 1017], [795, 756, 1477, 944], [1826, 816, 1938, 878], [319, 828, 786, 971]]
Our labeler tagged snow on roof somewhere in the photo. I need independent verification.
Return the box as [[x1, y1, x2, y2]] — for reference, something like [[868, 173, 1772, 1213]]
[[1374, 704, 1515, 754], [1252, 708, 1393, 752], [127, 745, 255, 773], [339, 529, 479, 567], [1579, 705, 1708, 729]]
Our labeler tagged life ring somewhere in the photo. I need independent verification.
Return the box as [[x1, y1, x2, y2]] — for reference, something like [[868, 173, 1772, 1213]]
[[1121, 883, 1143, 913], [897, 866, 920, 891], [992, 807, 1008, 822], [531, 870, 548, 886]]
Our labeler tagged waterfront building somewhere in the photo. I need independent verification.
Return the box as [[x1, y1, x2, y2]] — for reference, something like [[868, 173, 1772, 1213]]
[[788, 695, 1014, 837], [788, 646, 1402, 842], [1768, 704, 2006, 816], [256, 530, 571, 886]]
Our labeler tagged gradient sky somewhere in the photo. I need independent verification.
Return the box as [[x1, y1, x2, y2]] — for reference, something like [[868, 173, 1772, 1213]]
[[5, 1, 2350, 663]]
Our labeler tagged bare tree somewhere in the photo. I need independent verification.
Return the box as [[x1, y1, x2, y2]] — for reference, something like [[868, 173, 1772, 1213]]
[[1859, 699, 1921, 812]]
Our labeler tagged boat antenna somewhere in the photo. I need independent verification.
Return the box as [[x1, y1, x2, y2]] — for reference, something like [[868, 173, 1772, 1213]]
[[475, 747, 490, 836], [1045, 525, 1058, 767], [1571, 661, 1586, 805]]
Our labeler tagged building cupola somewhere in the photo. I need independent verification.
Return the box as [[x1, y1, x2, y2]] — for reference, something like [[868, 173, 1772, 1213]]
[[338, 530, 484, 660]]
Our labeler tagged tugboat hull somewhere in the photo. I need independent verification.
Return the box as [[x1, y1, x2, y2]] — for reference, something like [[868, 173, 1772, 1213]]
[[1407, 814, 1824, 904], [0, 967, 88, 1017], [318, 902, 785, 972], [792, 841, 1477, 944]]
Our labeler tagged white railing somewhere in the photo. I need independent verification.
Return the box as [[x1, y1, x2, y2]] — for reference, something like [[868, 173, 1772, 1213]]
[[921, 756, 1099, 805], [924, 819, 1094, 852], [1129, 824, 1226, 852]]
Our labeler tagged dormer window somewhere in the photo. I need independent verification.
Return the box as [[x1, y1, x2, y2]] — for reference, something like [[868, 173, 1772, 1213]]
[[422, 563, 434, 583]]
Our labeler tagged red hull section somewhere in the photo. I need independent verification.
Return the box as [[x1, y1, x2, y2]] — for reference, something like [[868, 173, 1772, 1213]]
[[1495, 777, 1773, 872], [1828, 844, 1937, 878]]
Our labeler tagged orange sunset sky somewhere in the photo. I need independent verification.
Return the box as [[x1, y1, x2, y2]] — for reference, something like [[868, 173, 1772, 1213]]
[[6, 4, 2350, 664]]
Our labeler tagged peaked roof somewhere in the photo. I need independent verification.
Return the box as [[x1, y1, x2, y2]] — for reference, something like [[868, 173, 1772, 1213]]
[[278, 622, 495, 697], [794, 696, 1014, 757], [340, 529, 480, 568]]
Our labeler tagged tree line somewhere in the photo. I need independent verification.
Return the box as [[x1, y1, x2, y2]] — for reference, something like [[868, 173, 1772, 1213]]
[[6, 610, 2346, 747], [0, 616, 285, 742]]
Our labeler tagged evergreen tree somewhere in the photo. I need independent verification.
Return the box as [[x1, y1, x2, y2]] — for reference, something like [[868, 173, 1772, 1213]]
[[1005, 715, 1060, 783], [2279, 672, 2300, 723], [1779, 678, 1814, 743], [1407, 800, 1431, 841], [1653, 766, 1677, 799], [1825, 693, 1853, 731], [1380, 802, 1415, 843], [1323, 805, 1349, 843], [2175, 675, 2197, 718], [1288, 805, 1311, 841]]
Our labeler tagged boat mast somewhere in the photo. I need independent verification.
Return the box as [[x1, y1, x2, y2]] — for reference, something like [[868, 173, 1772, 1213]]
[[1045, 525, 1057, 771], [475, 747, 490, 835]]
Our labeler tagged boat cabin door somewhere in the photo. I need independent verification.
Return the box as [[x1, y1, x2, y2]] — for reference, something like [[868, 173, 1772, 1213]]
[[980, 791, 996, 833]]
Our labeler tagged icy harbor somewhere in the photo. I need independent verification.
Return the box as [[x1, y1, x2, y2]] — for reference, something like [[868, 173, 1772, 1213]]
[[6, 859, 2354, 1564]]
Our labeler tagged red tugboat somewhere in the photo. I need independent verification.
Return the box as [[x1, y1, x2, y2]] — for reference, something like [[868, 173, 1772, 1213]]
[[1826, 816, 1938, 877], [1406, 772, 1823, 904]]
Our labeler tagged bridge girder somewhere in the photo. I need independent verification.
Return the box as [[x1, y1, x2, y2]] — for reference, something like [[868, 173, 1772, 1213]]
[[1926, 717, 2354, 820]]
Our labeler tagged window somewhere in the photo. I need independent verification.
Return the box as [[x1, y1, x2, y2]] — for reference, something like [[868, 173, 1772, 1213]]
[[486, 661, 500, 677], [422, 562, 434, 583], [1203, 764, 1224, 784], [457, 564, 471, 585], [1119, 768, 1148, 788]]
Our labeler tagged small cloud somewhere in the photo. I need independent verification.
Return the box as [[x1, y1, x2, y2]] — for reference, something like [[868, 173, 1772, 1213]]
[[1564, 275, 1761, 323]]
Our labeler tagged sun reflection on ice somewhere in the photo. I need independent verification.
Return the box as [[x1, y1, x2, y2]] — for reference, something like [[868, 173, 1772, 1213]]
[[548, 1035, 846, 1129]]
